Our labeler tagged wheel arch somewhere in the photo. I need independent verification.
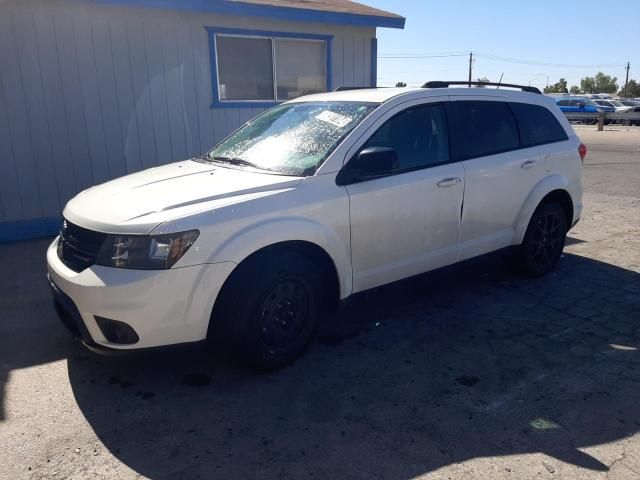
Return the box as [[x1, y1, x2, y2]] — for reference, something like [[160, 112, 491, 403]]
[[207, 218, 351, 299], [513, 175, 574, 245], [207, 239, 343, 340]]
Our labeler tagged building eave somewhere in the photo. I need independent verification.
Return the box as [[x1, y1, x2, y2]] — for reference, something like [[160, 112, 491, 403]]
[[96, 0, 406, 29]]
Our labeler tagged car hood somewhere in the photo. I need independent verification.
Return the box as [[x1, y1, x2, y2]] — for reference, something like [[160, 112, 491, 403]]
[[63, 160, 302, 234]]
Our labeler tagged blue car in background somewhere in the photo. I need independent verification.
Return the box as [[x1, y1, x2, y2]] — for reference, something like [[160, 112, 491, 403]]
[[555, 97, 615, 113], [555, 97, 614, 124]]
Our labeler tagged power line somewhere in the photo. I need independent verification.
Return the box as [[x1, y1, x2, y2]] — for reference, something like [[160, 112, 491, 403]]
[[378, 52, 469, 59], [378, 50, 627, 69], [471, 51, 626, 69]]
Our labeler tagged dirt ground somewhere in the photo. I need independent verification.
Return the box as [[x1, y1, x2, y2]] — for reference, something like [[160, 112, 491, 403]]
[[1, 125, 639, 479]]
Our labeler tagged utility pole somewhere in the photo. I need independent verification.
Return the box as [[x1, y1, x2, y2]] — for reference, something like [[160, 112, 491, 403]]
[[468, 51, 473, 87], [624, 62, 630, 97]]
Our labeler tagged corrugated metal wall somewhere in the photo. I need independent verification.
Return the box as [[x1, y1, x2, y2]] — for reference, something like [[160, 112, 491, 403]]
[[0, 0, 376, 240]]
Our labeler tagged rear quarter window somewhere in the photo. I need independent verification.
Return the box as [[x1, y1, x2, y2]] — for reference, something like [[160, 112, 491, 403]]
[[509, 102, 568, 147]]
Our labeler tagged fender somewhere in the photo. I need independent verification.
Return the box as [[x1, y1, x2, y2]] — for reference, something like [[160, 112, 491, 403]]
[[512, 174, 570, 245], [208, 217, 353, 299]]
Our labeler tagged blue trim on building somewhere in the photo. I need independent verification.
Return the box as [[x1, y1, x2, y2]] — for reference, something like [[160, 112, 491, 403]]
[[370, 37, 377, 87], [98, 0, 406, 29], [0, 217, 61, 243], [206, 26, 333, 109]]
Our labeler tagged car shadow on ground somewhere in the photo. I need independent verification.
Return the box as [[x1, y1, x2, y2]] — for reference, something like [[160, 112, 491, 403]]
[[62, 247, 640, 479], [2, 238, 639, 478]]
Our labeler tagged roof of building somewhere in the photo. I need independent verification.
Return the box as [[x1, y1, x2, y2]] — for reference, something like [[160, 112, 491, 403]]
[[231, 0, 403, 20], [102, 0, 405, 29]]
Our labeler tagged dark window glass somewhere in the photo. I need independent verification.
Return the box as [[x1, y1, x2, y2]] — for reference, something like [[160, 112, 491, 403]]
[[557, 100, 569, 106], [448, 101, 519, 160], [509, 102, 568, 147], [361, 104, 449, 173], [216, 36, 274, 101]]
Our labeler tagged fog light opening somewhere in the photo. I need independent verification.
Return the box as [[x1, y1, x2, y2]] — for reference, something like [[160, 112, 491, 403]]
[[95, 316, 139, 345]]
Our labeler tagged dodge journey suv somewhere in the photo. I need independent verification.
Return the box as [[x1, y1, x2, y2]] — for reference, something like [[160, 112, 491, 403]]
[[47, 81, 584, 369]]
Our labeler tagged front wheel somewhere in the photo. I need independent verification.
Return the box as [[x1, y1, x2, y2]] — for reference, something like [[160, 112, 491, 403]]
[[511, 202, 567, 277], [209, 249, 328, 370]]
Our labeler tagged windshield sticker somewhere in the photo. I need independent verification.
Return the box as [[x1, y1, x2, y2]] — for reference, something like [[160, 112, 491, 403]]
[[315, 110, 353, 128]]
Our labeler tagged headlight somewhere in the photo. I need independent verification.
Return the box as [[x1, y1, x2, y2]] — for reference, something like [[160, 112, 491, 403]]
[[96, 230, 199, 270]]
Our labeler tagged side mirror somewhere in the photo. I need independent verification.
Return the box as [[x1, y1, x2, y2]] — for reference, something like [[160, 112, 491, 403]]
[[577, 102, 585, 109], [336, 147, 399, 185]]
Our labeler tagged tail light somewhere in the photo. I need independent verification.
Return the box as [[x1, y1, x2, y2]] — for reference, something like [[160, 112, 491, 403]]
[[578, 143, 587, 162]]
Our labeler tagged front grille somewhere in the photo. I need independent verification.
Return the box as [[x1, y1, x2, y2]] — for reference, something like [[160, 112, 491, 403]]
[[57, 220, 107, 272]]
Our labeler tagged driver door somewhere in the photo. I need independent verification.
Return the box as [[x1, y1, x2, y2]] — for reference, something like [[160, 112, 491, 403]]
[[340, 100, 465, 293]]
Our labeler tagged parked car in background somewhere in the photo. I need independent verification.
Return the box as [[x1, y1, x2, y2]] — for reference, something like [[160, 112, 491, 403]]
[[585, 94, 613, 100], [619, 99, 640, 107], [47, 83, 584, 369], [622, 106, 640, 126], [593, 100, 633, 113], [556, 97, 613, 124], [556, 97, 612, 113]]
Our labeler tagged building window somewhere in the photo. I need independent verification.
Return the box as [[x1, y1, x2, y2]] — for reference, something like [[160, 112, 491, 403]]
[[207, 27, 332, 107]]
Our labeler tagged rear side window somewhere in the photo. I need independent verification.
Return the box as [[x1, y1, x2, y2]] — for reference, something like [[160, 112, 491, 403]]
[[509, 102, 568, 147], [447, 101, 519, 160], [557, 100, 569, 106]]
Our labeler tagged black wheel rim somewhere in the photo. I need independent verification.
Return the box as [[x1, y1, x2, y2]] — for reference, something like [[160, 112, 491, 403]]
[[259, 278, 310, 351], [528, 211, 564, 267]]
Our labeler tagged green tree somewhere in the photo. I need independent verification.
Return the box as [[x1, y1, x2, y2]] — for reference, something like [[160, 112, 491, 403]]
[[580, 76, 596, 93], [618, 79, 640, 97], [569, 85, 581, 94], [594, 72, 618, 93], [543, 78, 568, 94], [475, 77, 490, 87], [580, 72, 618, 94], [395, 81, 407, 87]]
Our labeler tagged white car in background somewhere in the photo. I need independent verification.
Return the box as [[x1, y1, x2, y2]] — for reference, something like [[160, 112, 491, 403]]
[[47, 82, 584, 369], [593, 99, 633, 112]]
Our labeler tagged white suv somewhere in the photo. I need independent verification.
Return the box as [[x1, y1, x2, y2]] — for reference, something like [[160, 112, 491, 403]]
[[47, 83, 585, 369]]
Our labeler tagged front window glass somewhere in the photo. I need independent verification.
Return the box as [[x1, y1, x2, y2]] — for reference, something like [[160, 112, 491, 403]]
[[362, 104, 449, 171], [204, 102, 378, 176]]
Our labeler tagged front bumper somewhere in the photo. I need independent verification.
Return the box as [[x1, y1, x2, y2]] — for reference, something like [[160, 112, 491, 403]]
[[46, 237, 236, 351]]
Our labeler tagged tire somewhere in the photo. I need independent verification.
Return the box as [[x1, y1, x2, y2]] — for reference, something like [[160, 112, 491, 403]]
[[209, 248, 328, 370], [511, 202, 567, 277]]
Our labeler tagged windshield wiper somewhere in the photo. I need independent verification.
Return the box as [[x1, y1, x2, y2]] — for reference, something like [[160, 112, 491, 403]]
[[210, 155, 261, 169], [201, 154, 298, 176]]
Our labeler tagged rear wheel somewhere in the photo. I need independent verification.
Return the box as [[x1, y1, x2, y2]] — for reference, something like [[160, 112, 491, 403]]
[[210, 249, 328, 370], [512, 202, 567, 277]]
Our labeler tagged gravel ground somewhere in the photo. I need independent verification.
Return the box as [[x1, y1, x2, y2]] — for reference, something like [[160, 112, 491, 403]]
[[1, 126, 639, 480]]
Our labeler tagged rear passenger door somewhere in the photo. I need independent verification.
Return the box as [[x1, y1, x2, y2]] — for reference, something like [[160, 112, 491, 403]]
[[447, 98, 547, 260]]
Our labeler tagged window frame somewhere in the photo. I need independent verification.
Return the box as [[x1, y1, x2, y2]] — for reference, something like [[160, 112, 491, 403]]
[[508, 102, 569, 149], [445, 100, 521, 162], [446, 100, 569, 162], [205, 27, 333, 108], [338, 102, 452, 184]]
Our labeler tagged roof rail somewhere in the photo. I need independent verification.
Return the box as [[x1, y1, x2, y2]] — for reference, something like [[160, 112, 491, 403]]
[[334, 86, 375, 92], [422, 81, 542, 94]]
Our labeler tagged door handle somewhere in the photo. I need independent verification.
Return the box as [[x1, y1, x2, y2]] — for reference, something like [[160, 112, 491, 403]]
[[521, 160, 537, 169], [437, 177, 462, 187]]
